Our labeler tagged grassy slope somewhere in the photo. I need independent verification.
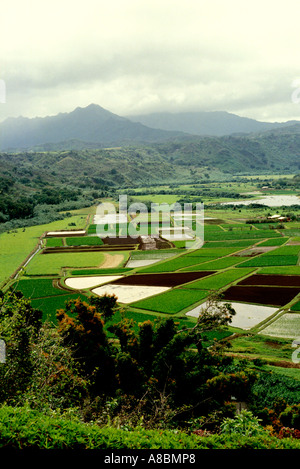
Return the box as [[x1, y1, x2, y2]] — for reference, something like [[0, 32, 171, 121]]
[[0, 215, 87, 286]]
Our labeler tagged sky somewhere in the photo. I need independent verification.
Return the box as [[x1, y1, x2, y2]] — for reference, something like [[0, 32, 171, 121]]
[[1, 0, 300, 123]]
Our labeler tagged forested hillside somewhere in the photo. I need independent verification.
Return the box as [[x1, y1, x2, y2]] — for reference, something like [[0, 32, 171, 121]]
[[1, 129, 300, 232]]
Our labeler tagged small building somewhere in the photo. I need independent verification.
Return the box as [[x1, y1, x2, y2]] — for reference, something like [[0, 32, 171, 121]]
[[140, 236, 157, 250], [231, 396, 248, 414]]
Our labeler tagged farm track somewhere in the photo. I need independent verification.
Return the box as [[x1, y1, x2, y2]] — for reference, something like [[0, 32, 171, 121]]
[[42, 245, 135, 253], [100, 254, 126, 269]]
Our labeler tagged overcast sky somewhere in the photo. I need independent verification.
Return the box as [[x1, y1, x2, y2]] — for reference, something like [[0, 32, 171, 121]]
[[1, 0, 300, 122]]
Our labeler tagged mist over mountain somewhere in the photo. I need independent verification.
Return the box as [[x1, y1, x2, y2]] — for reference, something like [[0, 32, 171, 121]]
[[1, 103, 299, 152], [127, 110, 298, 137]]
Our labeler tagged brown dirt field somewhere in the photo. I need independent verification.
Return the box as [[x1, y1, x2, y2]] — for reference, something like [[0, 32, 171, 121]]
[[204, 219, 224, 225], [100, 254, 125, 268], [233, 247, 276, 257], [222, 285, 300, 307], [110, 271, 215, 287], [102, 236, 140, 245], [237, 274, 300, 287]]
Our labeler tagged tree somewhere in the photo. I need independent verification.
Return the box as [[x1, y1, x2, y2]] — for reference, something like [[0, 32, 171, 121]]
[[107, 295, 238, 424], [56, 298, 117, 396], [90, 294, 118, 322], [0, 289, 88, 411], [0, 289, 43, 402], [193, 293, 235, 339], [21, 322, 89, 411]]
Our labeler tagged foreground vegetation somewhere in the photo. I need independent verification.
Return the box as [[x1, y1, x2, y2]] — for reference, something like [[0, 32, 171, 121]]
[[1, 405, 300, 449], [1, 171, 300, 450], [1, 286, 300, 450]]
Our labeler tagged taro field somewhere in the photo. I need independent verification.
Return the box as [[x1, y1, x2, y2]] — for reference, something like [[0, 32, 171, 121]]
[[2, 206, 300, 363]]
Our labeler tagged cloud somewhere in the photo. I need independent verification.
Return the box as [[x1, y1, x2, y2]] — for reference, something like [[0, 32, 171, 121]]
[[1, 0, 300, 122]]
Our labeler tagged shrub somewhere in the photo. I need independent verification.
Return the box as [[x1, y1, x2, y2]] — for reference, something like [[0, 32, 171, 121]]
[[220, 410, 269, 437], [278, 427, 300, 439]]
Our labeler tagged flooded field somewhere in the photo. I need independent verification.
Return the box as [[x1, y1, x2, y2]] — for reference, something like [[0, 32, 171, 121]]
[[125, 259, 162, 267], [222, 195, 300, 207], [92, 284, 170, 304], [64, 275, 123, 290], [258, 313, 300, 338], [186, 301, 278, 330]]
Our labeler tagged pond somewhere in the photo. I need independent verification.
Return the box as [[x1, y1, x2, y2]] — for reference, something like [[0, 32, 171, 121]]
[[221, 195, 300, 207]]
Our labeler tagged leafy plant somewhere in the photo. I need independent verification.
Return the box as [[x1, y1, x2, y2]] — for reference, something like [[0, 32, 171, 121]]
[[220, 410, 269, 437]]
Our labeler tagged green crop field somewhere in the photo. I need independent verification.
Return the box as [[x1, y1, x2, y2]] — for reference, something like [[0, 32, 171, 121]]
[[261, 245, 300, 256], [228, 333, 297, 362], [182, 268, 255, 290], [0, 215, 87, 287], [13, 277, 67, 299], [65, 236, 104, 246], [46, 237, 64, 247], [257, 238, 289, 246], [203, 229, 281, 241], [30, 293, 91, 323], [220, 223, 255, 231], [138, 255, 217, 273], [180, 256, 249, 271], [184, 247, 242, 257], [25, 251, 107, 276], [280, 229, 300, 237], [203, 225, 224, 232], [202, 240, 256, 248], [237, 255, 299, 267], [131, 288, 209, 314], [259, 266, 300, 275], [290, 302, 300, 311], [87, 224, 97, 234], [70, 268, 133, 275]]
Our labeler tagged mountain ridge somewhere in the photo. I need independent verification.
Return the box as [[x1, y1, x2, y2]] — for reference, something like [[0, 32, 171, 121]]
[[0, 104, 187, 151], [1, 103, 300, 151], [127, 110, 299, 136]]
